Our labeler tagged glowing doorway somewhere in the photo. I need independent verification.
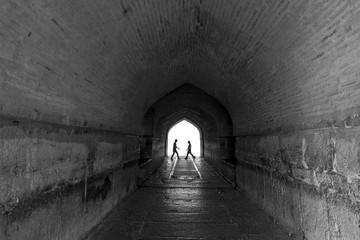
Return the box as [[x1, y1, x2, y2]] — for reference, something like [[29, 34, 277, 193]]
[[167, 120, 201, 157]]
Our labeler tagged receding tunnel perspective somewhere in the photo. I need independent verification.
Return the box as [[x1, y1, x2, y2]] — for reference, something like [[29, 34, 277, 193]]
[[167, 119, 201, 158], [1, 1, 360, 240], [167, 120, 202, 180]]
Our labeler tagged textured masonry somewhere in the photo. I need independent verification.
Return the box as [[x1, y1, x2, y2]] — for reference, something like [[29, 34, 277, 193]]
[[1, 0, 360, 239]]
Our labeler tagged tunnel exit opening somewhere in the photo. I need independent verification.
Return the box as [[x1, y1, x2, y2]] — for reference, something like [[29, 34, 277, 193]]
[[166, 119, 202, 158]]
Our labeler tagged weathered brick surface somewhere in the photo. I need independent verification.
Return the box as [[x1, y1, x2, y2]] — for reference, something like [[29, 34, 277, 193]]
[[0, 122, 139, 205], [3, 0, 360, 135], [0, 117, 143, 240], [236, 127, 360, 239], [2, 0, 360, 239]]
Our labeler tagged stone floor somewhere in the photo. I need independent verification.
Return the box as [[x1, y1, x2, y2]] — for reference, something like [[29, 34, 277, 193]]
[[86, 157, 291, 240]]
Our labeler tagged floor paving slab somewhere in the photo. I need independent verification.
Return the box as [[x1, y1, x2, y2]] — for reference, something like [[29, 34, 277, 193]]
[[86, 158, 292, 240]]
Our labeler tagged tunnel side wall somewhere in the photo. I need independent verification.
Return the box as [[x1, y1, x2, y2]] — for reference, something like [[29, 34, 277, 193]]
[[204, 138, 220, 169], [236, 127, 360, 239], [138, 137, 165, 183], [0, 116, 142, 240], [204, 136, 236, 184]]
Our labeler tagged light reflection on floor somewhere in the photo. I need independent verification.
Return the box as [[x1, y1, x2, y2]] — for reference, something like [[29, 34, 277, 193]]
[[87, 157, 291, 240]]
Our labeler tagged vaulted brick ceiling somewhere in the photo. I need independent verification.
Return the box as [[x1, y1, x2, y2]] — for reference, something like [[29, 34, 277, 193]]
[[1, 0, 359, 135]]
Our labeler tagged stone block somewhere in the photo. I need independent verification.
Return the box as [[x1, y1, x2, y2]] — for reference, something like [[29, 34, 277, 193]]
[[304, 132, 332, 171], [334, 137, 360, 178]]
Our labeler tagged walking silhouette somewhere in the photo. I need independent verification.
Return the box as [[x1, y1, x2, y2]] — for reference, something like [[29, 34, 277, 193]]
[[171, 139, 180, 160], [185, 141, 195, 160]]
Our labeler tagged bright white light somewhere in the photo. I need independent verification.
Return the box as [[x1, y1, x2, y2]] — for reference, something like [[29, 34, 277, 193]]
[[167, 120, 201, 156]]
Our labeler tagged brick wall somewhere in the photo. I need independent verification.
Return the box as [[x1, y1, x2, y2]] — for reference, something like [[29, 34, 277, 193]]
[[3, 1, 360, 239], [236, 126, 360, 239], [0, 116, 141, 240], [2, 0, 360, 135], [229, 2, 360, 238]]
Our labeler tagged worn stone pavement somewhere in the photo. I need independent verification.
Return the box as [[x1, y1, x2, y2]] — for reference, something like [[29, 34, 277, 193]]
[[86, 157, 291, 240]]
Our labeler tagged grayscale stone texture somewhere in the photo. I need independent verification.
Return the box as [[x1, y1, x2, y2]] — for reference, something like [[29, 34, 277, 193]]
[[0, 1, 360, 239]]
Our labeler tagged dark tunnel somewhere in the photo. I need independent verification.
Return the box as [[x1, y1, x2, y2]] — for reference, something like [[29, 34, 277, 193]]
[[1, 1, 360, 239]]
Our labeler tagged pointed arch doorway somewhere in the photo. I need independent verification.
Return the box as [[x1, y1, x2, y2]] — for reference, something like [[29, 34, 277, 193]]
[[166, 119, 202, 158]]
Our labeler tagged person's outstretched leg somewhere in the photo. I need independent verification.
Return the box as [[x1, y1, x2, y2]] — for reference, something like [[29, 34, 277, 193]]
[[171, 151, 175, 160], [176, 151, 180, 159], [191, 152, 195, 159]]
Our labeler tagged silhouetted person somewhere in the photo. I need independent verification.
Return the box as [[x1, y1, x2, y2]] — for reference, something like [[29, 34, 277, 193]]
[[185, 141, 195, 160], [171, 139, 180, 160]]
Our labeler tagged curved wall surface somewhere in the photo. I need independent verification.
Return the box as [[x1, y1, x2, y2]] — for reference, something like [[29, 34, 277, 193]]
[[1, 1, 360, 239]]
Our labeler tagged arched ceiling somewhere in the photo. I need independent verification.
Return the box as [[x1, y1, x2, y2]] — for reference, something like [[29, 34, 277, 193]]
[[143, 84, 232, 138], [1, 0, 359, 135]]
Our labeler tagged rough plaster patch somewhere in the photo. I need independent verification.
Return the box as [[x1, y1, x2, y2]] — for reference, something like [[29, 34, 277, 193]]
[[335, 138, 359, 178], [306, 132, 330, 170], [0, 138, 88, 203], [94, 142, 123, 172], [258, 135, 279, 158], [237, 128, 360, 240]]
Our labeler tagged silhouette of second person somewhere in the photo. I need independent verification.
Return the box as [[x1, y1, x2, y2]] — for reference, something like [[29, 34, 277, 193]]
[[171, 139, 180, 160], [185, 141, 195, 160]]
